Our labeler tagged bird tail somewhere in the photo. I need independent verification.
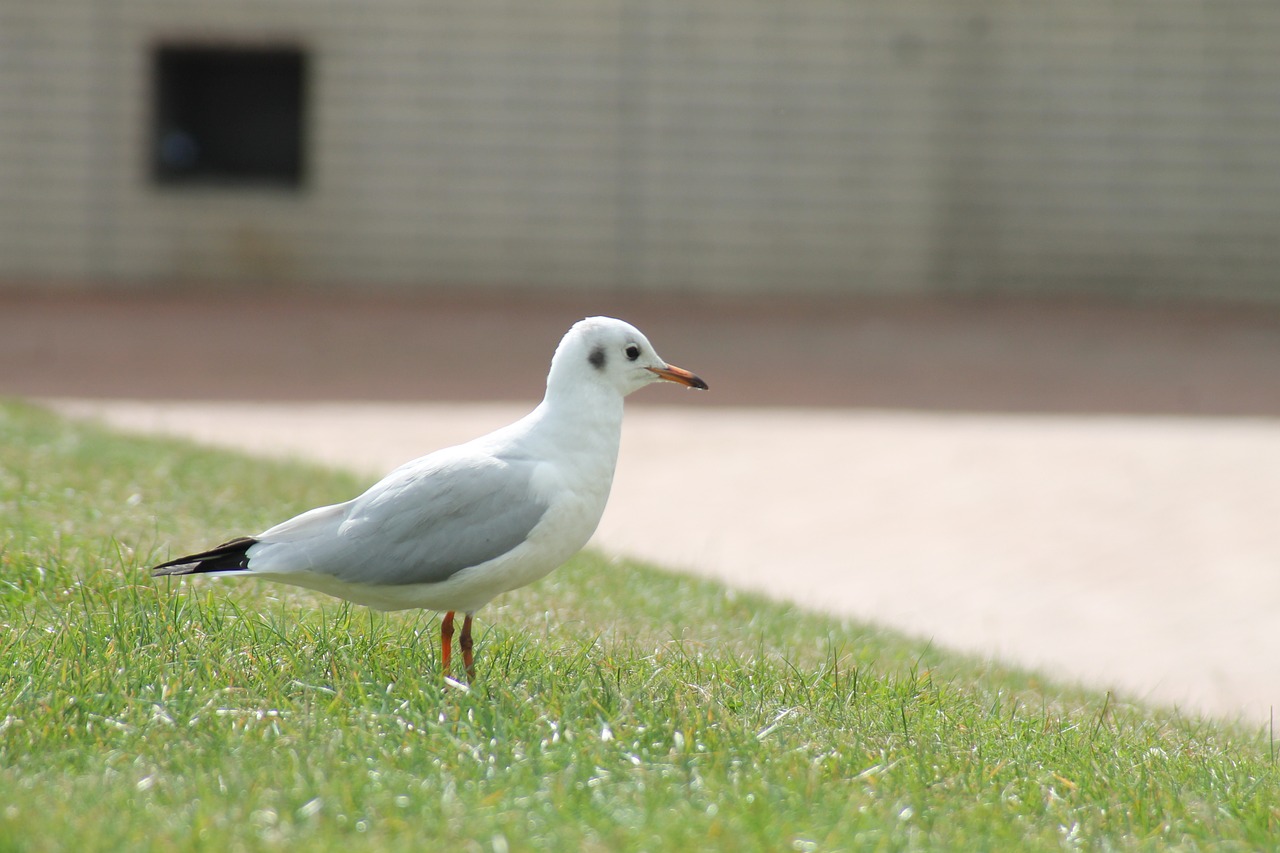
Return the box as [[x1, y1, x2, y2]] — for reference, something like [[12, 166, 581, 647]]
[[151, 536, 258, 576]]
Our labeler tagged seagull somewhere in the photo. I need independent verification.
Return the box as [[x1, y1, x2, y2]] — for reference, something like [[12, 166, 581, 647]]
[[151, 316, 708, 680]]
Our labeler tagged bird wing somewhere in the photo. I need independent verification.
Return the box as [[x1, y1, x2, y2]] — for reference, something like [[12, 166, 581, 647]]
[[249, 448, 550, 587]]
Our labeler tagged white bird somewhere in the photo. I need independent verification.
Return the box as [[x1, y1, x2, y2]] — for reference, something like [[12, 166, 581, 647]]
[[151, 316, 708, 679]]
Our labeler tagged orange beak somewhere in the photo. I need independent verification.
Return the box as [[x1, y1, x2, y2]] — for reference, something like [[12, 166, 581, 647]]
[[646, 363, 709, 390]]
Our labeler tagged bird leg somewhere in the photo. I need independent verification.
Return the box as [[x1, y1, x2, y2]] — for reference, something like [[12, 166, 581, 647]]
[[461, 613, 476, 681], [441, 611, 455, 677]]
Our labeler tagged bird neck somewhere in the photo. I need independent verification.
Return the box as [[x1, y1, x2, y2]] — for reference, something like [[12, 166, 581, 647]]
[[527, 380, 626, 460]]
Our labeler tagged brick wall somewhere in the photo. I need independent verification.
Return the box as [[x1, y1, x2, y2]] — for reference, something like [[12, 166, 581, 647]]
[[3, 1, 1279, 300]]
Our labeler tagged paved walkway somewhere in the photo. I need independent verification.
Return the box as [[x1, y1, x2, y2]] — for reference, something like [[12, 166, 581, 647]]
[[9, 290, 1280, 723]]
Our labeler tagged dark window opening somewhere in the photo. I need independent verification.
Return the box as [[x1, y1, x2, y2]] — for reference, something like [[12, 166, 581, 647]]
[[151, 44, 308, 188]]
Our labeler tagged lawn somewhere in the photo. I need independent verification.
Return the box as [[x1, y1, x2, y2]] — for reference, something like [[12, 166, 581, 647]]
[[1, 400, 1276, 850]]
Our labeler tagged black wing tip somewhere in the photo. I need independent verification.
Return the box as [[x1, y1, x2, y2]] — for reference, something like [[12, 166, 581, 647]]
[[151, 536, 258, 577]]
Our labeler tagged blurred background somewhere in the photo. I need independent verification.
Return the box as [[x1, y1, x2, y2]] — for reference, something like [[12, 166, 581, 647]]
[[7, 3, 1280, 719], [3, 2, 1280, 303]]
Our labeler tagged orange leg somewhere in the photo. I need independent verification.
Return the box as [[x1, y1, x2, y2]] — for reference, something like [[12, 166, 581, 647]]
[[440, 611, 455, 677], [460, 612, 476, 681]]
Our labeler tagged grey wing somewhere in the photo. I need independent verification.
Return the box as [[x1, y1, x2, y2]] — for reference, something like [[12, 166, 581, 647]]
[[255, 452, 549, 587]]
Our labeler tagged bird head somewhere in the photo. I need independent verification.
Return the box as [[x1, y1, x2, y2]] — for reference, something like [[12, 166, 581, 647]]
[[547, 317, 708, 399]]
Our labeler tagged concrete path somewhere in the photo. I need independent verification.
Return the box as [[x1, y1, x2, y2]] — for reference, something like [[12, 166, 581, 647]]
[[50, 397, 1280, 725]]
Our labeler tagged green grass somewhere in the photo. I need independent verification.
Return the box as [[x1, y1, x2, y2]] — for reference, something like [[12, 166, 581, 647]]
[[1, 399, 1277, 851]]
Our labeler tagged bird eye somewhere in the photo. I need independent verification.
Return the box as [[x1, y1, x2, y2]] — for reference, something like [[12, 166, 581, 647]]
[[625, 344, 641, 361]]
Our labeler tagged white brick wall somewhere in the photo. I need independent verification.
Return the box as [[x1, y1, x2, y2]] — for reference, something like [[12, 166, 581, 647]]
[[2, 1, 1279, 300]]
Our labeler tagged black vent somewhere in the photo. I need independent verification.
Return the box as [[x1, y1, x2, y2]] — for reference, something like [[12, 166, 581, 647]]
[[151, 44, 308, 188]]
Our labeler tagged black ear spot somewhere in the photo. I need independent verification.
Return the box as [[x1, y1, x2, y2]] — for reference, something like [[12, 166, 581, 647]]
[[588, 345, 606, 370]]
